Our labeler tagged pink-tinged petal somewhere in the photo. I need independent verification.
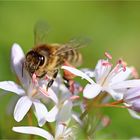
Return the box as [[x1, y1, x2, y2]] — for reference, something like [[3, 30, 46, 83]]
[[33, 100, 48, 127], [47, 88, 58, 104], [111, 80, 140, 90], [127, 109, 140, 120], [83, 84, 102, 99], [14, 96, 32, 122], [61, 66, 95, 84], [0, 81, 25, 95], [106, 88, 123, 100], [124, 88, 140, 103], [123, 87, 140, 106], [12, 126, 54, 140], [111, 67, 132, 84], [11, 43, 29, 87], [57, 100, 72, 123], [46, 105, 58, 122]]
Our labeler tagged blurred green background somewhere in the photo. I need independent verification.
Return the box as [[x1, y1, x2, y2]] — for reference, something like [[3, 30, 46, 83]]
[[1, 1, 140, 139]]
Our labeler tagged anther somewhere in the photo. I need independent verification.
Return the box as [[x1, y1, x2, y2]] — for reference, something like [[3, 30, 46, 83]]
[[104, 52, 112, 60], [102, 61, 112, 66], [70, 95, 80, 101], [32, 73, 38, 85]]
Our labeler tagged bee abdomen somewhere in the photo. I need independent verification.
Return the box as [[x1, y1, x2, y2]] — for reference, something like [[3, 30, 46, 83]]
[[64, 50, 82, 67]]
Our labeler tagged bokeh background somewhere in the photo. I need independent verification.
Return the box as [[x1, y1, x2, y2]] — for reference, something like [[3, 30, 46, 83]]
[[0, 1, 140, 139]]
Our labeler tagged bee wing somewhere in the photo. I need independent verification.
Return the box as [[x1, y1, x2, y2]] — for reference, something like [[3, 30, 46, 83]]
[[55, 37, 91, 55], [34, 21, 50, 46]]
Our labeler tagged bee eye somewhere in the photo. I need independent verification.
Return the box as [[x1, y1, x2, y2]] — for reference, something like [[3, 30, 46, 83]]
[[39, 55, 45, 66]]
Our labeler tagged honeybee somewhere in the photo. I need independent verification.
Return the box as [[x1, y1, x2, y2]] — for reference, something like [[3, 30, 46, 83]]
[[24, 21, 89, 89]]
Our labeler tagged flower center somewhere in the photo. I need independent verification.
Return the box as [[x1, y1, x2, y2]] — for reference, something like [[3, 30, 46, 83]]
[[99, 59, 127, 88]]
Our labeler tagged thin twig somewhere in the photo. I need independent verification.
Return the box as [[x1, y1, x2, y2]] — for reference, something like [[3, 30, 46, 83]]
[[27, 110, 34, 140], [80, 98, 125, 120], [45, 122, 55, 136]]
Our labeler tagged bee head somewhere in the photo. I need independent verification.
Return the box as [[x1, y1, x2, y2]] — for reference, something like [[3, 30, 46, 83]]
[[25, 50, 45, 76]]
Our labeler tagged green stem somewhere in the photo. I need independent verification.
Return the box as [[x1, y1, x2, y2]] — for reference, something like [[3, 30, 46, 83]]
[[45, 122, 55, 136], [95, 103, 127, 109], [80, 99, 125, 120], [27, 110, 34, 140]]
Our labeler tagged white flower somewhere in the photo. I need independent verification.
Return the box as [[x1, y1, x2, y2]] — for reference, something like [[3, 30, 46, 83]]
[[0, 43, 58, 126], [62, 59, 140, 100], [46, 83, 73, 123], [123, 87, 140, 120], [12, 124, 74, 140], [12, 93, 74, 140]]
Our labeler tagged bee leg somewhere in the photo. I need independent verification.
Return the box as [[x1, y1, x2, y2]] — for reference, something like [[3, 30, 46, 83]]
[[46, 79, 54, 91], [46, 69, 58, 90], [63, 76, 70, 88]]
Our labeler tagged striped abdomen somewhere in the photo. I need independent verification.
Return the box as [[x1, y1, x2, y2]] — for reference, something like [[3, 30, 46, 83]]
[[63, 50, 82, 67]]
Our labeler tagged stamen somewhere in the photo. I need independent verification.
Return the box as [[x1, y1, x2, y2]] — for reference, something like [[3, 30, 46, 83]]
[[118, 59, 122, 64], [104, 52, 112, 60], [122, 66, 126, 72], [39, 87, 49, 96], [32, 73, 38, 85], [114, 59, 127, 73], [114, 63, 120, 73], [70, 95, 80, 101], [102, 61, 112, 66], [120, 59, 127, 72]]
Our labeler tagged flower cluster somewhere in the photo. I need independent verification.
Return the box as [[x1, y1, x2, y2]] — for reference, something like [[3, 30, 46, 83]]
[[1, 44, 140, 139]]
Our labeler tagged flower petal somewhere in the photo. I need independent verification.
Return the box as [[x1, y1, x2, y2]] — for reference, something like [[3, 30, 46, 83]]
[[131, 102, 140, 112], [127, 109, 140, 120], [83, 84, 102, 99], [55, 124, 66, 139], [33, 100, 48, 127], [94, 59, 112, 82], [124, 87, 140, 104], [11, 43, 29, 87], [106, 88, 123, 100], [61, 66, 95, 84], [52, 74, 62, 94], [111, 67, 132, 84], [81, 68, 95, 78], [12, 126, 54, 140], [46, 105, 58, 122], [57, 100, 72, 123], [14, 96, 32, 122], [48, 88, 58, 104], [72, 113, 82, 125], [111, 80, 140, 90], [0, 81, 25, 95], [11, 43, 24, 72]]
